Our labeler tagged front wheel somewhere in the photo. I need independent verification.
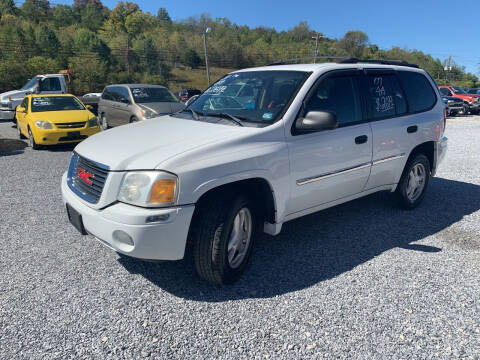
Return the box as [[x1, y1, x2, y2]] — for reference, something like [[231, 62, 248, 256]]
[[395, 154, 430, 209], [27, 127, 40, 150], [100, 113, 109, 130], [192, 194, 258, 285]]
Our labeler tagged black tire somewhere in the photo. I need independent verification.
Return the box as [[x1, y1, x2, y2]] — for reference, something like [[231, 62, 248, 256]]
[[27, 127, 40, 150], [130, 116, 138, 123], [191, 194, 258, 285], [462, 105, 470, 115], [395, 154, 430, 209], [100, 113, 108, 130]]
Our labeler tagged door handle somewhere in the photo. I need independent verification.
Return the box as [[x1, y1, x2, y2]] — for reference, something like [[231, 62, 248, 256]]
[[407, 125, 418, 133], [355, 135, 368, 144]]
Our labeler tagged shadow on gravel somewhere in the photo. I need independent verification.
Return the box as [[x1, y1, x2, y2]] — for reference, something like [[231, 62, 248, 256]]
[[118, 177, 480, 301], [0, 138, 28, 156]]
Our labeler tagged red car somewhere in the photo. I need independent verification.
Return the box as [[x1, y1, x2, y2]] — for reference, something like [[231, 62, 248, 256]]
[[439, 86, 480, 114]]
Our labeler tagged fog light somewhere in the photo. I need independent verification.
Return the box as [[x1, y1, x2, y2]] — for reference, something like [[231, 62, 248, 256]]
[[146, 214, 170, 223], [112, 230, 134, 246]]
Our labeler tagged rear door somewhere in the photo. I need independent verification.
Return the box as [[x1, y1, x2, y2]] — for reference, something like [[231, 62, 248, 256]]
[[365, 70, 437, 189], [99, 86, 116, 124], [114, 86, 133, 124]]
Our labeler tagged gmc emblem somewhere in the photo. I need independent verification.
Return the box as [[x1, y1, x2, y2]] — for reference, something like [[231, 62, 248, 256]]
[[77, 168, 94, 185]]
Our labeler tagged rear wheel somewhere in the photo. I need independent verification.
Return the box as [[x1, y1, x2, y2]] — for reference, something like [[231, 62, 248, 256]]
[[27, 127, 40, 150], [395, 154, 430, 209], [192, 194, 258, 285]]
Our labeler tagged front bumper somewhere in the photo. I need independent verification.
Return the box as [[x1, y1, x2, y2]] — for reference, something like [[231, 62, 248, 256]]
[[0, 109, 15, 120], [434, 136, 448, 175], [33, 126, 100, 145], [61, 173, 195, 260]]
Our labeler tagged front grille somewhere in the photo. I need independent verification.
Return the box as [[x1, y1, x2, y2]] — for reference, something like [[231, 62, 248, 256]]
[[67, 153, 109, 204], [56, 122, 86, 129]]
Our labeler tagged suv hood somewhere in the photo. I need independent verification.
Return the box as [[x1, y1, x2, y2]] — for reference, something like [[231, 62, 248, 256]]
[[74, 116, 248, 171], [0, 89, 27, 102]]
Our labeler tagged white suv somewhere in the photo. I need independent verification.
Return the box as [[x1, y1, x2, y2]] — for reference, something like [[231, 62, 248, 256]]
[[62, 60, 448, 284]]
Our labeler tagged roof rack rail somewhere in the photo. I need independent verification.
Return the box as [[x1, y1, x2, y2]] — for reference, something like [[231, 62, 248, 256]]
[[338, 58, 419, 68], [267, 56, 347, 66]]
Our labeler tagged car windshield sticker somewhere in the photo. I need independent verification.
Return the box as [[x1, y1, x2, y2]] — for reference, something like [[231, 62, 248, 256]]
[[262, 112, 273, 120], [132, 88, 149, 98], [32, 98, 53, 106]]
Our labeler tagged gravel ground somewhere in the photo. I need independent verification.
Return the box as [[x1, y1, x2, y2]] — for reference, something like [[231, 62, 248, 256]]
[[0, 116, 479, 359]]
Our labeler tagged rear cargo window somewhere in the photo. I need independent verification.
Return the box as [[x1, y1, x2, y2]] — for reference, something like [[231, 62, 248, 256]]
[[397, 71, 436, 113]]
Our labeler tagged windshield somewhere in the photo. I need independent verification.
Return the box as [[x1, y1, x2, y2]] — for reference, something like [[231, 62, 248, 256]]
[[21, 76, 42, 91], [31, 96, 85, 112], [131, 87, 178, 103], [452, 86, 467, 94], [187, 71, 309, 124]]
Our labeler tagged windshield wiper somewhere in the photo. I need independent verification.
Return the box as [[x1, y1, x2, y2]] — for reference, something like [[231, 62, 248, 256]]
[[204, 112, 245, 127], [176, 108, 199, 120]]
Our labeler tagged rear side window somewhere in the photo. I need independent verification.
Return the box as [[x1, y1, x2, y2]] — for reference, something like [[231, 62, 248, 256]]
[[40, 77, 61, 92], [365, 75, 396, 119], [398, 71, 436, 113], [304, 75, 362, 126], [102, 87, 114, 100]]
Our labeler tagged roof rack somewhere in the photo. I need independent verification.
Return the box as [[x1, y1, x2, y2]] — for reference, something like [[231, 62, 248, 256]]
[[338, 58, 419, 68], [267, 56, 347, 66]]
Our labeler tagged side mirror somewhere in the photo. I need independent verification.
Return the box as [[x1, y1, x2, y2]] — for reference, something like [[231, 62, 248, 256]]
[[295, 110, 338, 134], [121, 98, 130, 104], [17, 106, 26, 113], [85, 104, 93, 110]]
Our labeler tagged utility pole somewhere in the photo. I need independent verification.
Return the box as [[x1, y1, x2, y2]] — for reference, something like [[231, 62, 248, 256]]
[[311, 33, 325, 63], [203, 27, 211, 86]]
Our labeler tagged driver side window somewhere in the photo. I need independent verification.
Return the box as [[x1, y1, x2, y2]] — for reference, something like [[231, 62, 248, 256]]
[[304, 75, 362, 126]]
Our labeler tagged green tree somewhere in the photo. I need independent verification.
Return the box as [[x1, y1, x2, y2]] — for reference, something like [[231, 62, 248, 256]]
[[53, 5, 75, 28], [36, 25, 59, 59], [26, 56, 59, 75], [157, 8, 171, 23], [339, 30, 369, 58], [182, 48, 201, 68], [68, 54, 106, 93], [21, 0, 50, 23], [0, 0, 16, 19]]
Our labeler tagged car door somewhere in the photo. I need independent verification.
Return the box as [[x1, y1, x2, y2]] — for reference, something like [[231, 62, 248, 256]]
[[16, 97, 29, 135], [107, 86, 125, 127], [115, 86, 133, 124], [365, 70, 437, 189], [99, 86, 115, 124], [286, 70, 373, 215]]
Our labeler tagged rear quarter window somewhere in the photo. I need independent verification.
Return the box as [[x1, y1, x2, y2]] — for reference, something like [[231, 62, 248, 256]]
[[397, 71, 437, 113]]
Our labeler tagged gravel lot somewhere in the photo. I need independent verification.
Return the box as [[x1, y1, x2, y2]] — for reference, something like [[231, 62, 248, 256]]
[[0, 116, 479, 359]]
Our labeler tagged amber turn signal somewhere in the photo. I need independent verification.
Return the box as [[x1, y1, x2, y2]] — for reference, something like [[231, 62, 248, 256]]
[[149, 178, 177, 204]]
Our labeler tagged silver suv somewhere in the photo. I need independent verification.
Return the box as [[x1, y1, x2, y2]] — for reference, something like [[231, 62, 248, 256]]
[[98, 84, 185, 129]]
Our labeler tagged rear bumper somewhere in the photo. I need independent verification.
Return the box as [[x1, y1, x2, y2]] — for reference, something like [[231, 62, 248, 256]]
[[0, 109, 14, 120], [61, 173, 195, 260], [433, 136, 448, 176]]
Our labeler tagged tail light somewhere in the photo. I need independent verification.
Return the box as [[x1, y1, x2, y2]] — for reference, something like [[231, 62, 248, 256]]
[[443, 108, 447, 131]]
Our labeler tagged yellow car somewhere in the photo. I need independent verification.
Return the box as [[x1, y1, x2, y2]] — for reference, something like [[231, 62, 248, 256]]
[[16, 94, 100, 149]]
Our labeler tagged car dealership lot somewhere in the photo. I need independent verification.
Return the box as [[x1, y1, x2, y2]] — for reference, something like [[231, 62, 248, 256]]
[[0, 117, 479, 359]]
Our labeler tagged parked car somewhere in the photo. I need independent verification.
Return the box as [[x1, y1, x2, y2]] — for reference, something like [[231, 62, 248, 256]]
[[442, 95, 464, 116], [0, 73, 70, 122], [62, 60, 448, 284], [80, 93, 101, 116], [98, 84, 185, 130], [179, 88, 202, 103], [16, 94, 100, 150], [438, 85, 480, 114], [466, 88, 480, 95]]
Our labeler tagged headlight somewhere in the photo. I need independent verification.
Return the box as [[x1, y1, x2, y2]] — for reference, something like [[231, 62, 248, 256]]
[[447, 100, 454, 104], [118, 171, 178, 207], [88, 117, 98, 127], [34, 120, 53, 129], [141, 108, 158, 119]]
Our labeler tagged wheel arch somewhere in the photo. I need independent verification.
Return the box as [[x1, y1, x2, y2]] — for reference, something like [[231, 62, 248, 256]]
[[193, 177, 278, 226], [407, 141, 435, 173]]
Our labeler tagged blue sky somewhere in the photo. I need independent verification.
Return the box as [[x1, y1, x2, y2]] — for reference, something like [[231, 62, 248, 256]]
[[54, 0, 480, 74]]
